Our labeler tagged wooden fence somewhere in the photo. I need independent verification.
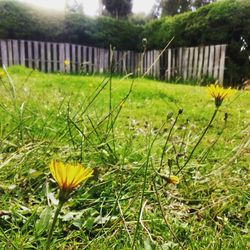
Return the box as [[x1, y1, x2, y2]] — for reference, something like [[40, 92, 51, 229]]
[[0, 39, 227, 83]]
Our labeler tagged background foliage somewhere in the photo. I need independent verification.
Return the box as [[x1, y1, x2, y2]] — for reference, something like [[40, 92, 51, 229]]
[[0, 0, 249, 84]]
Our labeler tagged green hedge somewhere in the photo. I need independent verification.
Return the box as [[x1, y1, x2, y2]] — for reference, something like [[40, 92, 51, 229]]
[[0, 1, 143, 51], [143, 0, 250, 85]]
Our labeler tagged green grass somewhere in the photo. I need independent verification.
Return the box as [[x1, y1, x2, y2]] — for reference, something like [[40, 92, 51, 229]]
[[0, 66, 249, 250]]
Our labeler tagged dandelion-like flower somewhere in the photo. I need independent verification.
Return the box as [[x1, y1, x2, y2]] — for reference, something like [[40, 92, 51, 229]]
[[167, 175, 179, 185], [160, 174, 180, 185], [49, 160, 93, 192], [47, 160, 93, 249], [64, 60, 70, 66], [208, 83, 232, 108]]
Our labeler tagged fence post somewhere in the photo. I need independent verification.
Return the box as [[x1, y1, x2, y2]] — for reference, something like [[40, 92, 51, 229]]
[[0, 40, 8, 66]]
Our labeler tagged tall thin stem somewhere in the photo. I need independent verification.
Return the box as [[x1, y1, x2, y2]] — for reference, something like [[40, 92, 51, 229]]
[[160, 111, 181, 169], [176, 108, 218, 175], [46, 201, 64, 250]]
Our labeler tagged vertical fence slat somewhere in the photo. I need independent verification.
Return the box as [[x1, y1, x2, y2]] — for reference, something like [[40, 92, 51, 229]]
[[203, 46, 209, 76], [183, 48, 189, 80], [77, 45, 81, 72], [130, 51, 135, 74], [27, 41, 33, 68], [72, 44, 76, 73], [188, 47, 194, 79], [197, 47, 204, 78], [47, 43, 51, 73], [40, 42, 45, 72], [99, 48, 104, 73], [172, 49, 175, 78], [34, 41, 39, 69], [7, 40, 13, 66], [177, 47, 183, 77], [12, 40, 19, 65], [219, 45, 226, 84], [154, 50, 160, 78], [83, 46, 88, 72], [65, 43, 70, 73], [193, 47, 199, 78], [53, 43, 58, 72], [167, 49, 171, 81], [20, 40, 25, 66], [122, 51, 126, 74], [208, 45, 214, 77], [140, 53, 143, 75], [213, 45, 221, 79], [59, 43, 65, 72], [1, 40, 8, 66]]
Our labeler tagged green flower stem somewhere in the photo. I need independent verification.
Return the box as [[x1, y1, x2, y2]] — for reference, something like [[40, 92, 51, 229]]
[[46, 200, 65, 250], [176, 107, 218, 175], [160, 111, 182, 170]]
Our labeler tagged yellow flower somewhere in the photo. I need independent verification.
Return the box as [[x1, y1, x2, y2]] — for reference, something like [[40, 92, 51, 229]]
[[208, 83, 232, 107], [49, 160, 93, 191], [160, 174, 180, 185], [168, 175, 180, 185], [0, 71, 4, 78], [64, 60, 70, 66]]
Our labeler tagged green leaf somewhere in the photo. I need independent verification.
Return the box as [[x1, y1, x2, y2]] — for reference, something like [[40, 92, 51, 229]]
[[35, 207, 52, 236]]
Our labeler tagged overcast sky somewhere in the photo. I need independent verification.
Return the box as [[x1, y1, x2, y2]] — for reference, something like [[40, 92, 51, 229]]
[[18, 0, 156, 16]]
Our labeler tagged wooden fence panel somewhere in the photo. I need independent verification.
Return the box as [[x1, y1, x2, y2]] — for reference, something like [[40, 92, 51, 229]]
[[0, 39, 227, 83]]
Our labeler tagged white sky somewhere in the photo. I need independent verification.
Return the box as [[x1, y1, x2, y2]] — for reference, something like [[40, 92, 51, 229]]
[[19, 0, 156, 16]]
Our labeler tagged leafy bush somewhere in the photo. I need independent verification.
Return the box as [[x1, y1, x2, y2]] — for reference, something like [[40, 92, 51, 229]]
[[143, 0, 250, 84]]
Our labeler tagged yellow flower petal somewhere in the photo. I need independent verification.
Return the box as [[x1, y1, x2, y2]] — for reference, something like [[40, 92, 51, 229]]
[[49, 160, 93, 190], [208, 84, 232, 107]]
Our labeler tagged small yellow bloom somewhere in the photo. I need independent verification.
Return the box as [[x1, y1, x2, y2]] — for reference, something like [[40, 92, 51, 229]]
[[64, 60, 70, 66], [160, 174, 180, 185], [49, 160, 93, 191], [208, 83, 232, 107], [168, 175, 180, 185], [0, 71, 4, 78]]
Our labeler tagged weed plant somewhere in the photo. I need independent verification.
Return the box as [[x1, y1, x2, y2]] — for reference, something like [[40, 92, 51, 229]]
[[0, 66, 249, 249]]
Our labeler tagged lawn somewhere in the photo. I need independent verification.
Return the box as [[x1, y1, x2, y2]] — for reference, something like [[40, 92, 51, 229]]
[[0, 66, 249, 249]]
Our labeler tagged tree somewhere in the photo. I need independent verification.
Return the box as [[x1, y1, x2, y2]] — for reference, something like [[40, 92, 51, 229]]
[[102, 0, 133, 19], [65, 0, 84, 14], [154, 0, 216, 17], [160, 0, 191, 16], [192, 0, 216, 9]]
